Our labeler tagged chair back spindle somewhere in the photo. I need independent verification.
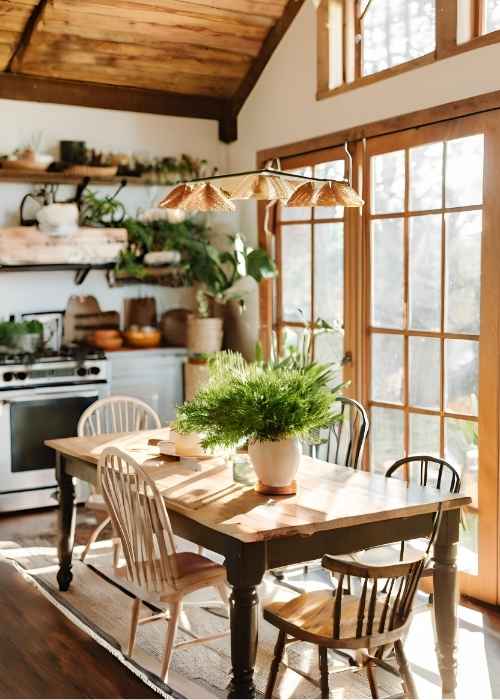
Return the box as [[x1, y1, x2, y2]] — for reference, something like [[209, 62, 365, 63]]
[[314, 397, 369, 469]]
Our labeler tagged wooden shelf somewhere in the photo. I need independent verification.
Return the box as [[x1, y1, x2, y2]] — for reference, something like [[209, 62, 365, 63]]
[[0, 170, 171, 187], [0, 262, 114, 285]]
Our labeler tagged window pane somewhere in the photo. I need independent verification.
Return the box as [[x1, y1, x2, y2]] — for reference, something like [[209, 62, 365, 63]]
[[371, 218, 404, 328], [314, 223, 343, 327], [409, 413, 440, 456], [445, 210, 482, 334], [409, 336, 440, 409], [281, 225, 311, 322], [370, 407, 404, 473], [371, 334, 404, 404], [409, 142, 443, 211], [445, 135, 484, 208], [314, 330, 344, 377], [486, 0, 500, 32], [280, 166, 312, 221], [409, 214, 442, 331], [371, 151, 405, 214], [445, 340, 479, 415], [362, 0, 436, 77], [314, 160, 345, 219]]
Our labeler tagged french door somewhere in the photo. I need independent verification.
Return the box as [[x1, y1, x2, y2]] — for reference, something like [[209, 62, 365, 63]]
[[364, 113, 500, 602]]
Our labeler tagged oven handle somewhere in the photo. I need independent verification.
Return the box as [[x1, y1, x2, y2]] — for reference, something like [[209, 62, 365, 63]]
[[1, 390, 100, 404]]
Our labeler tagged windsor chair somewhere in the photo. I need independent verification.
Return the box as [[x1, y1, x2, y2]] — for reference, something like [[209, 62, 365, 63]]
[[78, 396, 161, 563], [98, 447, 229, 682], [264, 505, 443, 699]]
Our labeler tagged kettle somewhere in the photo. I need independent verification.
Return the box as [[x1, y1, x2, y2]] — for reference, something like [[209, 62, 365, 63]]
[[20, 185, 58, 226]]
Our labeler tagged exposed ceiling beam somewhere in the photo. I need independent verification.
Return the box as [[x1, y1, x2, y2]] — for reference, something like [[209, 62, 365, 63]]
[[6, 0, 49, 73], [0, 73, 237, 139], [230, 0, 306, 117]]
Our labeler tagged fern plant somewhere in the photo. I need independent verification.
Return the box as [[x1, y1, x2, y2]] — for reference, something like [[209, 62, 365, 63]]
[[174, 351, 343, 449]]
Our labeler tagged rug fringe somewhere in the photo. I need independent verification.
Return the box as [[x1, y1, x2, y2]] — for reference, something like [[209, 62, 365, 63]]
[[3, 556, 172, 699]]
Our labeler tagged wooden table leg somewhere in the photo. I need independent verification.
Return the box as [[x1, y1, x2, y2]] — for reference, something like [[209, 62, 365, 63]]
[[433, 509, 460, 699], [56, 454, 76, 592], [225, 543, 266, 699]]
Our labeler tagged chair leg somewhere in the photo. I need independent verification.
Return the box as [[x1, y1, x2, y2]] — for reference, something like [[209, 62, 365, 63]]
[[215, 581, 229, 606], [128, 597, 141, 656], [160, 601, 181, 683], [319, 647, 330, 699], [265, 630, 286, 699], [80, 515, 111, 562], [394, 639, 418, 699], [366, 657, 379, 699]]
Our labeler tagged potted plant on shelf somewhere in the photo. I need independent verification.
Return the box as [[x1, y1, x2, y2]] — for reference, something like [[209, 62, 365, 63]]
[[174, 350, 343, 494]]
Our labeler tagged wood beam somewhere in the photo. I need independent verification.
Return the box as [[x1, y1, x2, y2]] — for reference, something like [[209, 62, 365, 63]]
[[0, 72, 234, 135], [436, 0, 458, 58], [6, 0, 49, 73], [230, 0, 306, 116]]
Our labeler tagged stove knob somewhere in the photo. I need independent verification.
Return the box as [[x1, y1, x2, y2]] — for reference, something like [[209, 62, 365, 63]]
[[3, 372, 13, 382], [16, 372, 27, 381], [76, 367, 88, 377], [89, 366, 101, 375]]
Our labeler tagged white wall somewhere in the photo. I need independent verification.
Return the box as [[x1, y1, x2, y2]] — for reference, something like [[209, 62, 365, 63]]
[[229, 1, 500, 238], [0, 99, 228, 325]]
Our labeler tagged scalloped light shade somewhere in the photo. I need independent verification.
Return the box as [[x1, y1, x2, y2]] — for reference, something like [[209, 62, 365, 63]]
[[159, 183, 194, 209], [181, 183, 236, 212], [230, 174, 297, 201], [331, 181, 364, 206], [285, 180, 364, 207], [286, 182, 316, 207]]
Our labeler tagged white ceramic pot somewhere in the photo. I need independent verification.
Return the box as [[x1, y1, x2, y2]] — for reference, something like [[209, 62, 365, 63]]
[[248, 438, 301, 489]]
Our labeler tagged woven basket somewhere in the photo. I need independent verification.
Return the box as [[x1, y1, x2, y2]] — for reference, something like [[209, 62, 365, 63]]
[[186, 317, 223, 354]]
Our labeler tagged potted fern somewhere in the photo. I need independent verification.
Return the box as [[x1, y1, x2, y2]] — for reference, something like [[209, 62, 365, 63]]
[[174, 351, 342, 494]]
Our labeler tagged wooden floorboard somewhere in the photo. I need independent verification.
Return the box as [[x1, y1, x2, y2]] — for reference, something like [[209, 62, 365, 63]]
[[0, 555, 158, 699]]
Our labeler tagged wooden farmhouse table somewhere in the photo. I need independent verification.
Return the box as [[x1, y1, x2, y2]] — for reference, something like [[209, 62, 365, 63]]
[[46, 429, 470, 699]]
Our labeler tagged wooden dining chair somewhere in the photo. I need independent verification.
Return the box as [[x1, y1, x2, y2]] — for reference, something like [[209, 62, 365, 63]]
[[263, 506, 443, 699], [98, 446, 229, 682], [315, 396, 370, 469], [78, 395, 162, 563]]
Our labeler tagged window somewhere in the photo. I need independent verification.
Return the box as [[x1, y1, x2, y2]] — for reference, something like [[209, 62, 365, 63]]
[[359, 0, 436, 76], [318, 0, 500, 97], [273, 152, 348, 377]]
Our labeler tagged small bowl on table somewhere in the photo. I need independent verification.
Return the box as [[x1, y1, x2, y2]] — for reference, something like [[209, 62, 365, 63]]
[[89, 329, 123, 352]]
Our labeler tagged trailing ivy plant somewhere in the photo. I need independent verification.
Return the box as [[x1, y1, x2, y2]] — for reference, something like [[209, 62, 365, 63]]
[[174, 350, 343, 450]]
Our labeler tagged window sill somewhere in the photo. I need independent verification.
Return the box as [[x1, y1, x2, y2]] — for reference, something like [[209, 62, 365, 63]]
[[316, 53, 435, 101]]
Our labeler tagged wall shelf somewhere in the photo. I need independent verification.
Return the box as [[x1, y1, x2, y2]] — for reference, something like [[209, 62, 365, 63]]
[[0, 170, 173, 187], [0, 263, 114, 285]]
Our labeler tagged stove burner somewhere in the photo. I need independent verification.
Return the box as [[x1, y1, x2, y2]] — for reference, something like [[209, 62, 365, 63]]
[[0, 344, 106, 366]]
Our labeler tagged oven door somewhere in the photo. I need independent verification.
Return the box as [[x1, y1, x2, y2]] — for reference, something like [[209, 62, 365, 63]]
[[0, 384, 107, 493]]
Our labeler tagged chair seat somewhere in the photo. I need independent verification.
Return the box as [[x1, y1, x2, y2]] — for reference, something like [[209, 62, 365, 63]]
[[264, 589, 392, 646], [114, 551, 226, 596], [85, 493, 108, 513]]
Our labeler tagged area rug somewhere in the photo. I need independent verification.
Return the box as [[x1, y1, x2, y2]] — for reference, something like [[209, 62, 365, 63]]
[[0, 525, 403, 699]]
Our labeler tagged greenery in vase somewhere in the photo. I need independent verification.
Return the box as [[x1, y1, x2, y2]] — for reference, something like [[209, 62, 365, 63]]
[[0, 320, 43, 347], [174, 350, 343, 450]]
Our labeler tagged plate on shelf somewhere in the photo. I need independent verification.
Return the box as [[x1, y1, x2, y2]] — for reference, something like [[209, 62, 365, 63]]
[[65, 165, 118, 177]]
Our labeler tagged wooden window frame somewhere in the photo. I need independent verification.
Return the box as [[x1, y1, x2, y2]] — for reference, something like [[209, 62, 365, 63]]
[[257, 94, 500, 605], [317, 0, 500, 101]]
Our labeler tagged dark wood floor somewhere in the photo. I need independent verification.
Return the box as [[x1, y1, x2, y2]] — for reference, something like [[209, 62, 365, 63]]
[[0, 508, 157, 699]]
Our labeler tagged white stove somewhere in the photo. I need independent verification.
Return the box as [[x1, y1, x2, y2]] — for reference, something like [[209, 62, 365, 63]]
[[0, 346, 110, 512]]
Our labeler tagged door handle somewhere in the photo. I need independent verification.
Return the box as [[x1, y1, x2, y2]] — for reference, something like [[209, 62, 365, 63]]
[[341, 351, 353, 366]]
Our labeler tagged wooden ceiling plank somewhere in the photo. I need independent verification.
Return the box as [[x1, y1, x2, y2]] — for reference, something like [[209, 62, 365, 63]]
[[20, 62, 239, 97], [113, 0, 288, 20], [25, 31, 252, 76], [0, 71, 227, 120], [23, 45, 249, 81], [41, 8, 262, 56], [231, 0, 306, 114], [52, 0, 271, 38], [7, 0, 49, 72]]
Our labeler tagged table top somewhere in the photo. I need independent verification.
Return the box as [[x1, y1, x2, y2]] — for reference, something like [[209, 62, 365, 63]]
[[46, 429, 471, 544]]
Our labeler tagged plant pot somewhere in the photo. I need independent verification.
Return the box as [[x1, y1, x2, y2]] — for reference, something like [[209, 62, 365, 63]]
[[187, 316, 223, 354], [184, 358, 210, 400], [248, 438, 301, 495], [15, 332, 42, 354]]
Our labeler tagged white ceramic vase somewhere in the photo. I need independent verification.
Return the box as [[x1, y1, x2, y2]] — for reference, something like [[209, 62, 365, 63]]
[[248, 437, 301, 492]]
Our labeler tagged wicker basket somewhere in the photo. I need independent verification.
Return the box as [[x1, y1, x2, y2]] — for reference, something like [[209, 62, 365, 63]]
[[184, 358, 210, 401], [186, 317, 223, 354]]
